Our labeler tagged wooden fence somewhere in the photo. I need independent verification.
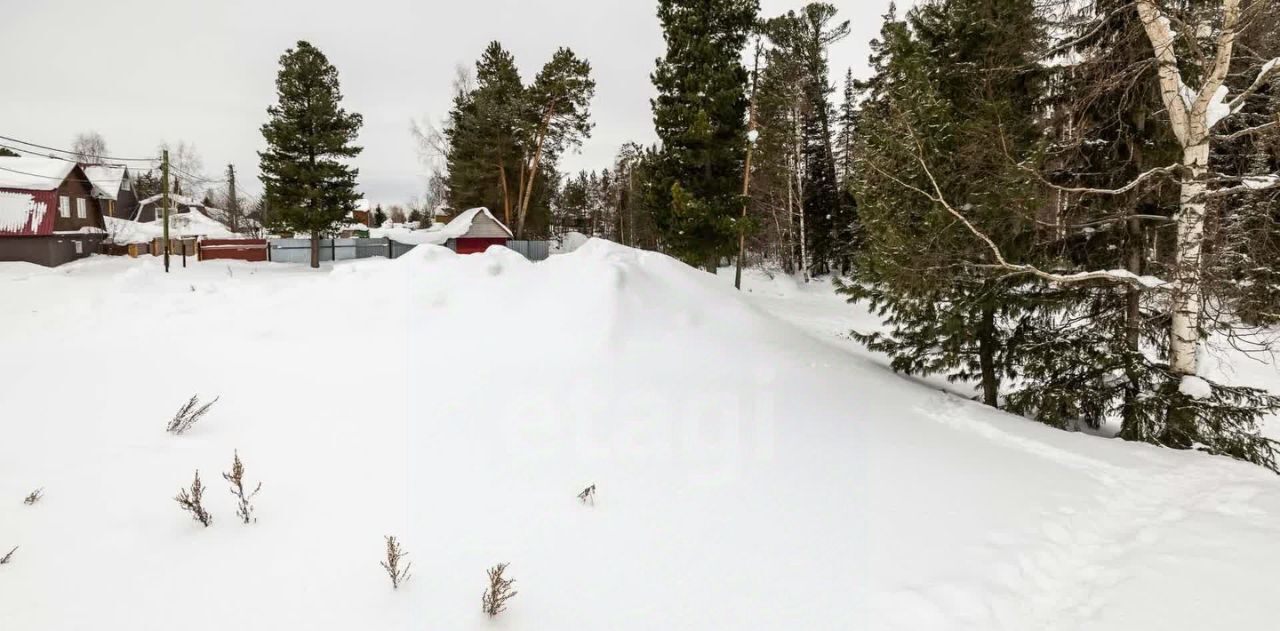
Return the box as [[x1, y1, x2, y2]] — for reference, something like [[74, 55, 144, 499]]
[[198, 239, 269, 262]]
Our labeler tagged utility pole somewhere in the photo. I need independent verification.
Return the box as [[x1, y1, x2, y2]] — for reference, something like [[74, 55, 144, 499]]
[[162, 149, 171, 273], [735, 40, 762, 291], [226, 164, 240, 233]]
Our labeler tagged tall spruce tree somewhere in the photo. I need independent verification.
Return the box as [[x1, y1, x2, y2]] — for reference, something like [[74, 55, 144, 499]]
[[649, 0, 759, 269], [259, 41, 363, 268], [841, 0, 1047, 408]]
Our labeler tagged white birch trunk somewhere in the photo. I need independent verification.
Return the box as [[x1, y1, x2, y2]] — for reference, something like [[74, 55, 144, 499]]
[[1136, 0, 1243, 378], [1170, 142, 1210, 375]]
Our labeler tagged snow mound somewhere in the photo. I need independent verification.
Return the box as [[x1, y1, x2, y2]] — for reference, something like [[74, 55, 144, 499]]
[[2, 245, 1280, 631]]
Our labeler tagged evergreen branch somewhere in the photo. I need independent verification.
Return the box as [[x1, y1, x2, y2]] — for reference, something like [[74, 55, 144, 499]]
[[870, 116, 1169, 292]]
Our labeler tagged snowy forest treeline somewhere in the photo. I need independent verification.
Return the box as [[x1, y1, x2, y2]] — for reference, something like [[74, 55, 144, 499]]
[[420, 0, 1280, 471]]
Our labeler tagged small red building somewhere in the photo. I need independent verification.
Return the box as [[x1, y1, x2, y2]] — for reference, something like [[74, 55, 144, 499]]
[[445, 207, 514, 254], [0, 157, 106, 266]]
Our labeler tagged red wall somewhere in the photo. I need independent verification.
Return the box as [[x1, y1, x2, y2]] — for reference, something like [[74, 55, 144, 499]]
[[454, 237, 508, 255], [0, 188, 58, 235], [198, 239, 268, 262]]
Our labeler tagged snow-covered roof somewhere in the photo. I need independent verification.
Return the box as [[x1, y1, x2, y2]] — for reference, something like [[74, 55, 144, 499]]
[[138, 193, 203, 207], [82, 165, 129, 200], [105, 208, 235, 244], [369, 207, 512, 245], [448, 207, 513, 238], [0, 157, 76, 191]]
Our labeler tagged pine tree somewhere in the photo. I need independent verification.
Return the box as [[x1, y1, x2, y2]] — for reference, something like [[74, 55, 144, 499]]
[[835, 68, 856, 185], [373, 204, 387, 228], [649, 0, 759, 270], [764, 5, 849, 276], [259, 41, 363, 268], [841, 0, 1048, 408], [443, 42, 586, 240]]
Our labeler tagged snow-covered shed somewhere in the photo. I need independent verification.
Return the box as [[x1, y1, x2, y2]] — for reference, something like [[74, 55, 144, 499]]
[[446, 207, 514, 254]]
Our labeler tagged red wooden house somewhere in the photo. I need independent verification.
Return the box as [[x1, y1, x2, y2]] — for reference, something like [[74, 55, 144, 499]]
[[0, 157, 107, 266], [445, 207, 514, 254]]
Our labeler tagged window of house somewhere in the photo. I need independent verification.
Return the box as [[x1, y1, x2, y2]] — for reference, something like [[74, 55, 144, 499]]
[[59, 196, 70, 218], [76, 198, 87, 219]]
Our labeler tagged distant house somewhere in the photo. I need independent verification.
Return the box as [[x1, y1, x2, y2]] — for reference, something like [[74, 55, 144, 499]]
[[350, 199, 372, 226], [0, 157, 107, 266], [445, 207, 514, 254], [82, 164, 139, 220], [132, 193, 211, 223]]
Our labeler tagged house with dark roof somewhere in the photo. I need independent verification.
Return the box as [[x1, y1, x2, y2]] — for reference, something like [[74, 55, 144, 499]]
[[0, 157, 106, 266]]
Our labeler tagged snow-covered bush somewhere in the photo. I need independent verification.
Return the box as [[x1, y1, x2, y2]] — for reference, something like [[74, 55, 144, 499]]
[[222, 451, 261, 524], [167, 395, 219, 435], [380, 536, 411, 589], [23, 488, 43, 505], [482, 563, 517, 617], [174, 470, 213, 527], [577, 484, 596, 505]]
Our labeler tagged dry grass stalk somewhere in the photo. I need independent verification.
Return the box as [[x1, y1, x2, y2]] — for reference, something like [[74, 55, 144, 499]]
[[380, 536, 411, 589], [577, 484, 596, 505], [0, 546, 15, 564], [482, 563, 517, 617], [222, 451, 262, 524], [167, 395, 219, 435], [175, 470, 213, 527], [23, 488, 43, 505]]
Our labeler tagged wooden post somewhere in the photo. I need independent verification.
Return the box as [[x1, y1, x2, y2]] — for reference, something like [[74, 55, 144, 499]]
[[162, 149, 171, 273]]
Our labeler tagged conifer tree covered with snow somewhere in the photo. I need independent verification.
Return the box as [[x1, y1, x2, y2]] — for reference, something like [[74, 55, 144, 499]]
[[649, 0, 759, 269], [259, 41, 364, 268]]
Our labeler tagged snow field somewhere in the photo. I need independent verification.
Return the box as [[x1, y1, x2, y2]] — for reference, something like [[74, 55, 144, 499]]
[[1, 241, 1279, 630]]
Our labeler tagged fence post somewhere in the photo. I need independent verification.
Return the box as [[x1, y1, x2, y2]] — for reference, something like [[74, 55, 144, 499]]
[[388, 237, 393, 259]]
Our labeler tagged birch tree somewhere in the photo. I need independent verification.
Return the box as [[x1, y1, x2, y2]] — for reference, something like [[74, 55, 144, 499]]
[[1133, 0, 1280, 380]]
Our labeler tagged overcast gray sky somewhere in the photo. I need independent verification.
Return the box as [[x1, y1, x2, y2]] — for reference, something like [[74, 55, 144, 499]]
[[0, 0, 903, 206]]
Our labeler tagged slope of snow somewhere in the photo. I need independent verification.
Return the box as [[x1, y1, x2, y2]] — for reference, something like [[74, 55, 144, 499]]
[[2, 241, 1280, 630]]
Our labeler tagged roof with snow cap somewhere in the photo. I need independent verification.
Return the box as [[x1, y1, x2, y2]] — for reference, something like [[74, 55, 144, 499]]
[[82, 165, 130, 200], [369, 207, 513, 246], [0, 157, 77, 192], [450, 207, 513, 239]]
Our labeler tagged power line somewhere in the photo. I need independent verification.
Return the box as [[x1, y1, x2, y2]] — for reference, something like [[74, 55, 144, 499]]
[[0, 164, 129, 187], [0, 142, 156, 169], [0, 133, 161, 164]]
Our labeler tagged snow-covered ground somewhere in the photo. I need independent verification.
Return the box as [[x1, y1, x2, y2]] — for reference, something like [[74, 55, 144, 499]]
[[2, 242, 1279, 630]]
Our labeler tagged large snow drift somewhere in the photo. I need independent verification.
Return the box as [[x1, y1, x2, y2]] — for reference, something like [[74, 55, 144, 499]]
[[1, 241, 1279, 630]]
